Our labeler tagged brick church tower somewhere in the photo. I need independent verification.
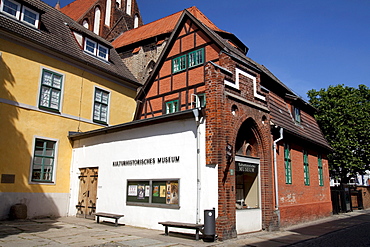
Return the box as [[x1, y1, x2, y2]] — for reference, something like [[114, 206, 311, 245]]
[[60, 0, 143, 41]]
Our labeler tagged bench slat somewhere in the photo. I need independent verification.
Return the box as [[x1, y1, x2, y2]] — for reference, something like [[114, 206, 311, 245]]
[[158, 221, 204, 241], [96, 212, 124, 227], [159, 221, 204, 228]]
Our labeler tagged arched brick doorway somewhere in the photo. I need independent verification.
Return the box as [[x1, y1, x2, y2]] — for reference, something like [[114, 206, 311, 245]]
[[234, 118, 262, 233]]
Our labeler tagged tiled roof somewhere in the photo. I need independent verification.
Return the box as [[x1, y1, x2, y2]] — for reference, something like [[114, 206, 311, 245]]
[[112, 6, 225, 48], [0, 0, 140, 86], [60, 0, 98, 21], [269, 92, 331, 150]]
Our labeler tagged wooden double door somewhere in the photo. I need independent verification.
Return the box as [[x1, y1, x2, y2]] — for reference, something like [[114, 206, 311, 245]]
[[76, 167, 98, 219]]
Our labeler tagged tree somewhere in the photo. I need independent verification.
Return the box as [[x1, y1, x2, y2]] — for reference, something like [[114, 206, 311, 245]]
[[308, 84, 370, 183]]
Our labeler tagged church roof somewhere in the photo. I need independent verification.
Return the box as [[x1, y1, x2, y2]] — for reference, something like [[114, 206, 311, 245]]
[[60, 0, 98, 21], [112, 6, 226, 48]]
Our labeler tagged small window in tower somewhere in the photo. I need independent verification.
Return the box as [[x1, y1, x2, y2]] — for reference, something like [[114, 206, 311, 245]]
[[134, 14, 139, 28], [126, 0, 132, 15]]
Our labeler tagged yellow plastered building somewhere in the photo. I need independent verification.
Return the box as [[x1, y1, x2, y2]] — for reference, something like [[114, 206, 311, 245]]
[[0, 0, 141, 219]]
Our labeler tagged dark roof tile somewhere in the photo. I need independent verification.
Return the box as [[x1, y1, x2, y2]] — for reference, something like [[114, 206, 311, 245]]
[[0, 0, 141, 86]]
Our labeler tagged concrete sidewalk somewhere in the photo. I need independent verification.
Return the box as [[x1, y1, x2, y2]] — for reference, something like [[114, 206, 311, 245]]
[[1, 209, 369, 247]]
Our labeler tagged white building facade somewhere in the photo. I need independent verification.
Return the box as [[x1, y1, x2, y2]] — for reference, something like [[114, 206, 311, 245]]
[[68, 110, 219, 230]]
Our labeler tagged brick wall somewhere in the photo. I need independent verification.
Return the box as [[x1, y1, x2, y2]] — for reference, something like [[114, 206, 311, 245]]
[[356, 186, 370, 209], [205, 53, 277, 239], [277, 136, 332, 227]]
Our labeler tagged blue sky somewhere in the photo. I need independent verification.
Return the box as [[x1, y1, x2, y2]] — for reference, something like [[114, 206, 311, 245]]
[[45, 0, 370, 100]]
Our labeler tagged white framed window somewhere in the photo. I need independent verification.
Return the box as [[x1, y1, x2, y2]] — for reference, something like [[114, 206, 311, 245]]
[[84, 38, 109, 61], [93, 87, 110, 124], [39, 69, 63, 111], [21, 5, 39, 27], [1, 0, 20, 19], [84, 38, 97, 55], [97, 44, 108, 60], [1, 0, 40, 28], [30, 137, 58, 183]]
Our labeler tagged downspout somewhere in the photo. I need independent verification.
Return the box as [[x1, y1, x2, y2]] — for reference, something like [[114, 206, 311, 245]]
[[273, 127, 283, 225], [193, 106, 201, 224]]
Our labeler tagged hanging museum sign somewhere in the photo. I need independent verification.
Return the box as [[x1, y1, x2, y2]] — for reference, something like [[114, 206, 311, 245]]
[[236, 161, 258, 173]]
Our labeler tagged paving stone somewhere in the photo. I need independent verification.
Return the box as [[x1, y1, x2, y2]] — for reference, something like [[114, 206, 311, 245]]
[[116, 238, 165, 246]]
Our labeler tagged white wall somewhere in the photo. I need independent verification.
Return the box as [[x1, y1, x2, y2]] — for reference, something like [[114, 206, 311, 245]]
[[69, 118, 218, 231], [236, 208, 262, 233], [0, 192, 69, 219]]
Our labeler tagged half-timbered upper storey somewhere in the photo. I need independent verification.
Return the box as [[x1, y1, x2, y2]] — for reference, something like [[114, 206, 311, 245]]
[[132, 9, 267, 120]]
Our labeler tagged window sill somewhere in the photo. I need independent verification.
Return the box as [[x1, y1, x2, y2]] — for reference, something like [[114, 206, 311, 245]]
[[93, 120, 108, 125], [29, 181, 55, 185], [236, 207, 260, 210], [39, 106, 61, 114]]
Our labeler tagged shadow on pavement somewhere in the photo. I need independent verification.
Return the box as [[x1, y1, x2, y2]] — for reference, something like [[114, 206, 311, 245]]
[[0, 218, 63, 239]]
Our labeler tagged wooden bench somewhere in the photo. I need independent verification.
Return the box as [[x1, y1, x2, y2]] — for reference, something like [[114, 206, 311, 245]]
[[158, 221, 204, 240], [95, 212, 124, 227]]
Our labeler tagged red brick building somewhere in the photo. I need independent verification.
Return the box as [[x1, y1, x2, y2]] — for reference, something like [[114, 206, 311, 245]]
[[112, 8, 332, 239]]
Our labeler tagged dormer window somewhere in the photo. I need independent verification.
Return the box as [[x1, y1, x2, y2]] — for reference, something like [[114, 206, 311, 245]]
[[84, 38, 109, 61], [1, 0, 40, 28], [293, 106, 301, 123]]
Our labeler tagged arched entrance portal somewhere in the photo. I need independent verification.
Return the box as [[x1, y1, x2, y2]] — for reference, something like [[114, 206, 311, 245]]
[[235, 118, 262, 233]]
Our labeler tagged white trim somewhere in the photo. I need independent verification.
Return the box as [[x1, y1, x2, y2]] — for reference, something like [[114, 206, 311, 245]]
[[21, 5, 39, 28], [126, 0, 132, 15], [93, 6, 101, 35], [0, 97, 107, 127], [104, 0, 111, 27], [29, 136, 59, 185], [224, 78, 238, 89], [0, 0, 40, 28], [236, 68, 266, 101], [134, 14, 139, 28], [0, 0, 21, 19], [225, 68, 266, 101], [84, 37, 97, 56], [84, 38, 109, 61], [82, 20, 89, 29], [97, 44, 108, 61], [92, 86, 111, 125], [235, 155, 260, 164]]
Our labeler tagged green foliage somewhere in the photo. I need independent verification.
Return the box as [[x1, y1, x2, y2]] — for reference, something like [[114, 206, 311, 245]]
[[308, 84, 370, 182]]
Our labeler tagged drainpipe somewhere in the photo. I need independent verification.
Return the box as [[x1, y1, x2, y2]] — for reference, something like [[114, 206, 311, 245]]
[[192, 107, 201, 224], [273, 127, 283, 225]]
